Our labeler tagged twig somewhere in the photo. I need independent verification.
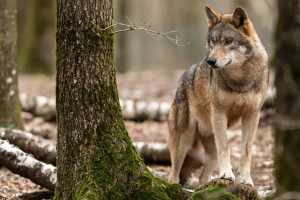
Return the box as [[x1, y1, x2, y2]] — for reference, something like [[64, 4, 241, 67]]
[[91, 16, 191, 47]]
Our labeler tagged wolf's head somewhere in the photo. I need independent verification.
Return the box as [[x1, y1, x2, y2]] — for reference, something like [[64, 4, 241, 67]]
[[205, 6, 261, 69]]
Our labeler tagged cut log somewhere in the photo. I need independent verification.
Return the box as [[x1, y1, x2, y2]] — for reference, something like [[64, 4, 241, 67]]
[[0, 128, 56, 165], [1, 128, 240, 166], [19, 90, 276, 122], [0, 139, 56, 191], [20, 93, 56, 121], [134, 142, 171, 164]]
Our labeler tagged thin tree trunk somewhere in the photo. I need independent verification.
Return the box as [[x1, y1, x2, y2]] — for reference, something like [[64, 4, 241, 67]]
[[55, 0, 181, 199], [0, 0, 24, 130], [274, 0, 300, 196]]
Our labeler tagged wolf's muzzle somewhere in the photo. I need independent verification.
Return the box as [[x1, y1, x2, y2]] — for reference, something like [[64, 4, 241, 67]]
[[205, 57, 217, 66]]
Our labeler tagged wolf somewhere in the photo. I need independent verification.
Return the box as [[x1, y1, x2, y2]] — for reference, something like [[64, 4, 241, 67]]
[[168, 6, 268, 187]]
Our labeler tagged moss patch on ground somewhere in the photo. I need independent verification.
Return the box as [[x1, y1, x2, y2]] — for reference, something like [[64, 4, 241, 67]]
[[190, 179, 264, 200], [189, 183, 239, 200]]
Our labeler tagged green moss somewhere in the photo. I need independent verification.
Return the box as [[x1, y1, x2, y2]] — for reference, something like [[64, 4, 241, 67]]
[[189, 184, 239, 200], [75, 185, 89, 199], [69, 114, 182, 200], [132, 172, 182, 200]]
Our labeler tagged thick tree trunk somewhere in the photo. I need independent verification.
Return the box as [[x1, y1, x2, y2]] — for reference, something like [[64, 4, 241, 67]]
[[55, 0, 181, 199], [273, 0, 300, 196], [0, 0, 24, 130]]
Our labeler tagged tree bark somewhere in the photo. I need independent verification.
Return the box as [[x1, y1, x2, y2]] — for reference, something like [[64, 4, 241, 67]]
[[274, 0, 300, 196], [0, 139, 56, 191], [0, 0, 24, 130], [55, 0, 181, 199]]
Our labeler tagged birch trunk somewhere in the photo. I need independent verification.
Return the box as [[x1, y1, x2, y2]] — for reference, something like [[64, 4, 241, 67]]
[[0, 128, 56, 165], [0, 139, 56, 191]]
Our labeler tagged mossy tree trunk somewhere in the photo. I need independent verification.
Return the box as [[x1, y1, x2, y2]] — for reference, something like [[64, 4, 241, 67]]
[[54, 0, 182, 199], [274, 0, 300, 196], [0, 0, 24, 130]]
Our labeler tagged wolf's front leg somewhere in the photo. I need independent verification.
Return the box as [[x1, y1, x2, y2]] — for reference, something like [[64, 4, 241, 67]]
[[238, 111, 260, 187], [212, 107, 235, 181]]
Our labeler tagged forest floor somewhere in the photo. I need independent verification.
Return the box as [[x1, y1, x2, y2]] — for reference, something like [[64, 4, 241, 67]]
[[0, 70, 275, 199]]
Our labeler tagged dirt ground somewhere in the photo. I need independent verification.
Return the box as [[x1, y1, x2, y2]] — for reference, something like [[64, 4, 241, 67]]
[[0, 71, 275, 199]]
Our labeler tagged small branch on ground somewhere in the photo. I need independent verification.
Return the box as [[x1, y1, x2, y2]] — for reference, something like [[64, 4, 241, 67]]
[[0, 139, 56, 191], [0, 128, 56, 165], [92, 16, 191, 47]]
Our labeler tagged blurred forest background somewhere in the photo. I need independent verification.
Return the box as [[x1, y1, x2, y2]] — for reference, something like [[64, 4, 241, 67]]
[[16, 0, 276, 74]]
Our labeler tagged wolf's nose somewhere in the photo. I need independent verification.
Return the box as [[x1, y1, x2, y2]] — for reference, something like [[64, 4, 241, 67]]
[[206, 57, 217, 66]]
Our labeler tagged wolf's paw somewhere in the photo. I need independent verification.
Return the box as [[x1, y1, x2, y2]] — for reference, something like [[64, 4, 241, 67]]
[[219, 171, 235, 182], [168, 173, 179, 183], [237, 176, 254, 187]]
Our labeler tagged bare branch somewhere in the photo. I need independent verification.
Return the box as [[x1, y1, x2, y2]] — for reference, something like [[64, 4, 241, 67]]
[[91, 17, 191, 47], [125, 15, 133, 25]]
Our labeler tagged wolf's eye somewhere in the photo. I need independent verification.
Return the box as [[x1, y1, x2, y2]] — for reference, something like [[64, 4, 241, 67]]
[[224, 40, 232, 45]]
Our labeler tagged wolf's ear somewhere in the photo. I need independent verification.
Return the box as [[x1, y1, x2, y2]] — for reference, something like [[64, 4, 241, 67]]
[[230, 7, 249, 31], [205, 6, 221, 31]]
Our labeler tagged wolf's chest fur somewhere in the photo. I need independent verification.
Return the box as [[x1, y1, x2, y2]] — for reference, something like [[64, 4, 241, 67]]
[[188, 60, 268, 132]]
